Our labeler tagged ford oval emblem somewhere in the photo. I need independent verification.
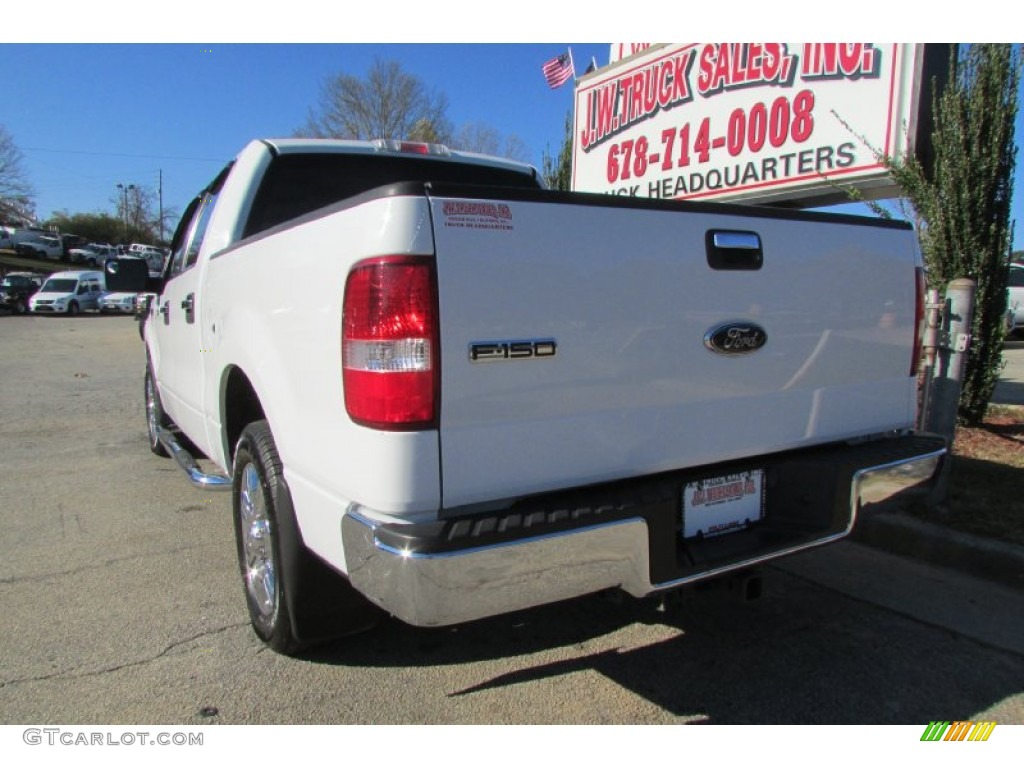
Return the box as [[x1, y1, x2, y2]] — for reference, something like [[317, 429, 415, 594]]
[[704, 322, 768, 355]]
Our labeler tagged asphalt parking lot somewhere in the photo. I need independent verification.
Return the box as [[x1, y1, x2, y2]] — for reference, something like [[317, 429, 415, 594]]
[[1, 314, 1022, 728]]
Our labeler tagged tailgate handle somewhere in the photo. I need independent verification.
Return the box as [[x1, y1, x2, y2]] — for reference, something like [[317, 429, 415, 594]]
[[706, 230, 763, 271]]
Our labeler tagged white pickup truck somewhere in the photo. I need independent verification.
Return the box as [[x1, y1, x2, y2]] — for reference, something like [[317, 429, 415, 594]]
[[141, 138, 945, 654]]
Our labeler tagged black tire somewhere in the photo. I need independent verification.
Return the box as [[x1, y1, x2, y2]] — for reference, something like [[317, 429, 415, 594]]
[[14, 298, 27, 315], [67, 301, 80, 316], [233, 421, 303, 655], [233, 420, 380, 655], [144, 365, 170, 457]]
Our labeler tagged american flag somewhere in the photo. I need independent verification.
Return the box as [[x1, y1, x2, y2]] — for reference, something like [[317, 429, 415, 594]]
[[542, 51, 574, 89]]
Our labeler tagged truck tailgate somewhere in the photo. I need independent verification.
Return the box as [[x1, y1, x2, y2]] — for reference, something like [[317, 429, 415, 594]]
[[430, 192, 919, 509]]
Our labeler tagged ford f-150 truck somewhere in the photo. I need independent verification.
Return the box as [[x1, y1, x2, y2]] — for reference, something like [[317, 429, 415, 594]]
[[141, 138, 945, 654]]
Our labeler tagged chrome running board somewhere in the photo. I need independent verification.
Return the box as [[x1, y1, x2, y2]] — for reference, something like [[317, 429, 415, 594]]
[[156, 426, 232, 491]]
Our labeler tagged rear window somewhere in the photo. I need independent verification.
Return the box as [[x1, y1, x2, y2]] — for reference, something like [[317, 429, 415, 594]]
[[243, 152, 540, 239]]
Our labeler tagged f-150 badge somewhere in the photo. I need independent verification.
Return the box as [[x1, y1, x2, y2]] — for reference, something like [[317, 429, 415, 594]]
[[704, 322, 767, 355], [469, 339, 557, 362]]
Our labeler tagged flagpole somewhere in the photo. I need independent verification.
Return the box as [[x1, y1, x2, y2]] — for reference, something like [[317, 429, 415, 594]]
[[568, 47, 575, 81]]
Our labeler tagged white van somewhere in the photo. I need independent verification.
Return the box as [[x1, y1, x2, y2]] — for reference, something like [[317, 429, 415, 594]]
[[29, 270, 105, 315]]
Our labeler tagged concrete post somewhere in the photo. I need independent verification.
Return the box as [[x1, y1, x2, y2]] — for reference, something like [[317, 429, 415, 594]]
[[917, 288, 943, 432], [924, 278, 977, 506]]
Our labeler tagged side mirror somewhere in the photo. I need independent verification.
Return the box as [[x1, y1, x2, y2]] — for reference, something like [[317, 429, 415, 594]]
[[146, 274, 166, 295], [104, 257, 149, 292]]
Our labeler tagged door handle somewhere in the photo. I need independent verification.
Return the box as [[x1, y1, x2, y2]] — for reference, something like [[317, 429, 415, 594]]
[[181, 293, 195, 324], [160, 302, 170, 324]]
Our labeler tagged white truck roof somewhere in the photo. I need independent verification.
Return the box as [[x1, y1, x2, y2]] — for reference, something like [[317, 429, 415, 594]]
[[257, 138, 537, 177]]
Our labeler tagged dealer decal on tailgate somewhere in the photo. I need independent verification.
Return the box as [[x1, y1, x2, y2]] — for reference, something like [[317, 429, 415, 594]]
[[683, 469, 765, 538], [441, 201, 514, 232]]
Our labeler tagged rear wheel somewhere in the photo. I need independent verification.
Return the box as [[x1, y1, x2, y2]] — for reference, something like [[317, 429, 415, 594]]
[[233, 420, 381, 655], [233, 421, 302, 655]]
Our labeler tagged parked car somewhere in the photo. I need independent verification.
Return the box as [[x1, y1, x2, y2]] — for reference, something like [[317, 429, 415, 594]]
[[98, 291, 139, 314], [29, 270, 105, 315], [9, 226, 52, 246], [15, 234, 63, 260], [0, 226, 14, 249], [61, 234, 90, 259], [69, 243, 119, 267], [1008, 264, 1024, 337], [0, 272, 44, 314]]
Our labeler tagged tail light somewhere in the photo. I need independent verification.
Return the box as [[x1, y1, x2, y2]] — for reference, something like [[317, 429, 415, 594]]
[[343, 257, 438, 430], [911, 267, 926, 376]]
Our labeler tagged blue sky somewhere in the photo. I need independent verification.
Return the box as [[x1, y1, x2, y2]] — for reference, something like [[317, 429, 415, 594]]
[[1, 43, 607, 231], [3, 7, 1022, 251]]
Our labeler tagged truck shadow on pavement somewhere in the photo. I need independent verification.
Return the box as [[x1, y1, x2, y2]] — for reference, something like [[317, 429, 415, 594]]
[[305, 567, 1023, 724]]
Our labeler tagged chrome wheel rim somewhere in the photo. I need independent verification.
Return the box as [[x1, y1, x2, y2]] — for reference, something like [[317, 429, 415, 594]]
[[239, 462, 276, 620]]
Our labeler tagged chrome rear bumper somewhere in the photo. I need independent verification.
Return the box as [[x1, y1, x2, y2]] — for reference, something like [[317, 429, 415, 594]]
[[342, 436, 945, 627]]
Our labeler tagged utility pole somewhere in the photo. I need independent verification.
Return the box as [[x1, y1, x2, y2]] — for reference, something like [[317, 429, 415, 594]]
[[158, 169, 164, 245], [116, 183, 135, 243]]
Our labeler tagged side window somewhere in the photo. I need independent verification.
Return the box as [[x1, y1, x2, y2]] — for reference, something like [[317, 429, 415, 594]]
[[184, 192, 218, 270], [167, 163, 231, 280], [77, 283, 87, 295], [168, 200, 203, 278], [168, 195, 220, 279]]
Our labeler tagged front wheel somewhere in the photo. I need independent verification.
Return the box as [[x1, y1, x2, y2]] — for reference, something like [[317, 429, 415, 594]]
[[67, 301, 80, 316], [144, 366, 170, 456]]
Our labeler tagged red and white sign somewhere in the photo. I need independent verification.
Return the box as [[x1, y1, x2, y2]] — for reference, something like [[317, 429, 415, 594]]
[[573, 44, 936, 206], [609, 43, 654, 64]]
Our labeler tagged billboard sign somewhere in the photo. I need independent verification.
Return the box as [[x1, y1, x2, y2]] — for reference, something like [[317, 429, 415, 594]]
[[573, 44, 946, 206]]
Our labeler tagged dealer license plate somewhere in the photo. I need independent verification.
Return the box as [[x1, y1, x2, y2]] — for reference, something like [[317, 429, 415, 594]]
[[682, 469, 765, 539]]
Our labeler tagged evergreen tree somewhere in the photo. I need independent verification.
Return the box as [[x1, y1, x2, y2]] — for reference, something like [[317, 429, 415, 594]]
[[542, 111, 573, 191], [884, 45, 1021, 425]]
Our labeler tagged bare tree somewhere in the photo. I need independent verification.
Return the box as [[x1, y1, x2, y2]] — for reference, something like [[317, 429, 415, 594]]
[[110, 184, 161, 244], [301, 59, 452, 141], [453, 122, 532, 164], [0, 124, 36, 223]]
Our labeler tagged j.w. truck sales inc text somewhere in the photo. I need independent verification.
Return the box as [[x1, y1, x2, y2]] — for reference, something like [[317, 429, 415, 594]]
[[572, 44, 928, 205]]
